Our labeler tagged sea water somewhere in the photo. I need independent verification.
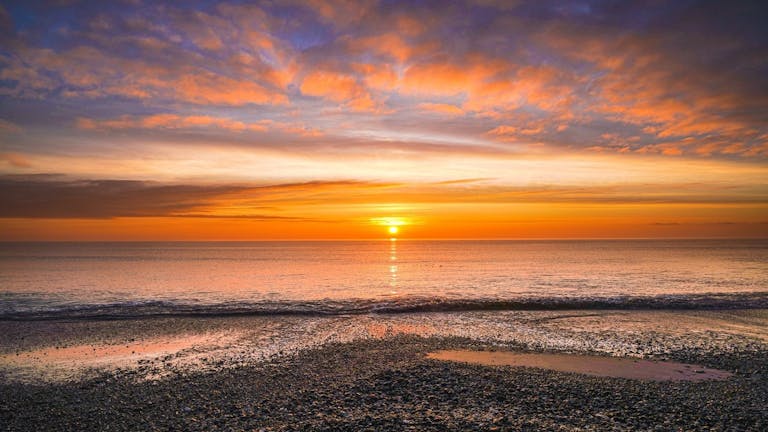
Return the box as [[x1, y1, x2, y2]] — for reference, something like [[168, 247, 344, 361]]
[[1, 239, 766, 319]]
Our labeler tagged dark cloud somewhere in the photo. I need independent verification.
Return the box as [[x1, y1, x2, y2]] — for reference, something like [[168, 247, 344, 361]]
[[0, 176, 384, 218], [0, 176, 235, 218]]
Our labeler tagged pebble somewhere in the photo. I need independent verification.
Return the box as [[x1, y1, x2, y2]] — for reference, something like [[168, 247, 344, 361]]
[[1, 334, 767, 431]]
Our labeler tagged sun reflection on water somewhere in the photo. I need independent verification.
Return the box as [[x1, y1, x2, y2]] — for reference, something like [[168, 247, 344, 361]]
[[389, 239, 398, 291]]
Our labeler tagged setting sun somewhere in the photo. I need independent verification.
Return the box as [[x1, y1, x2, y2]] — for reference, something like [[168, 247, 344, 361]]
[[388, 226, 399, 235]]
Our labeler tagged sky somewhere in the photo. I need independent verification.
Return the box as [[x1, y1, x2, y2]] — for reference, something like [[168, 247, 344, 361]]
[[0, 0, 766, 240]]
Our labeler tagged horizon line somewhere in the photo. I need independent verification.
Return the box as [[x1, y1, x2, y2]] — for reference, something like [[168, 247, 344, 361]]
[[1, 236, 766, 243]]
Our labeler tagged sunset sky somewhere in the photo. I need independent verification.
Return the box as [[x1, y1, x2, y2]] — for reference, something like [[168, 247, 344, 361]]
[[0, 0, 766, 240]]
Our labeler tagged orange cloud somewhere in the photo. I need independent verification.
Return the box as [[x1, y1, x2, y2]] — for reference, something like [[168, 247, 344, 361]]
[[75, 114, 325, 138], [76, 114, 267, 132], [535, 29, 765, 157], [299, 0, 375, 27], [352, 63, 399, 91], [0, 152, 33, 168], [347, 33, 435, 64], [635, 143, 685, 156], [2, 26, 292, 106], [466, 65, 577, 113], [488, 125, 544, 139], [393, 14, 426, 36], [1, 0, 765, 163], [300, 70, 378, 112], [3, 174, 765, 240], [417, 103, 464, 116], [402, 59, 504, 96], [176, 73, 288, 106], [401, 57, 576, 119]]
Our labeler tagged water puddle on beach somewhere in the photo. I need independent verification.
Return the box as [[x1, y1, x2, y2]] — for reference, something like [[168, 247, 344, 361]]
[[427, 350, 733, 381]]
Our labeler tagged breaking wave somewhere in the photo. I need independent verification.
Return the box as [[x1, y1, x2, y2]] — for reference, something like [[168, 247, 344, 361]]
[[2, 292, 767, 321]]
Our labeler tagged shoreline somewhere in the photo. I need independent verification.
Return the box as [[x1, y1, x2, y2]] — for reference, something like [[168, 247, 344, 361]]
[[4, 291, 768, 321], [2, 309, 767, 430]]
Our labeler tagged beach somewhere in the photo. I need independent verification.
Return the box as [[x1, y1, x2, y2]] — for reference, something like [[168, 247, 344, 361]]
[[2, 309, 767, 431], [2, 241, 766, 430]]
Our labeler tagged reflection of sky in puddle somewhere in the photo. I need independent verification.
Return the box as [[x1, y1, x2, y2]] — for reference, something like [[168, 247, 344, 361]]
[[427, 350, 733, 381]]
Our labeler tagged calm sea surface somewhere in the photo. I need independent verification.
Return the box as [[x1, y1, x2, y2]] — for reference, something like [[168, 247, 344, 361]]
[[1, 240, 766, 319]]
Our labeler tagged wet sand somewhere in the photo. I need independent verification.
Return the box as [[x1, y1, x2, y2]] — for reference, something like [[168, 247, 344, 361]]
[[1, 309, 767, 430], [2, 309, 767, 383], [0, 332, 240, 382]]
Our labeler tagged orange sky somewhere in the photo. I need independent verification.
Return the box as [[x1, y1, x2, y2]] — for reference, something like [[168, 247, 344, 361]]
[[2, 177, 766, 240], [0, 1, 766, 240]]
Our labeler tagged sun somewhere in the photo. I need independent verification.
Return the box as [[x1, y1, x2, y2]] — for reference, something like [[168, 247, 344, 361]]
[[370, 216, 409, 238]]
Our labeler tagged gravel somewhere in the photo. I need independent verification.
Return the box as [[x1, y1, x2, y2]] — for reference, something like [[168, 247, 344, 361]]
[[2, 334, 767, 431]]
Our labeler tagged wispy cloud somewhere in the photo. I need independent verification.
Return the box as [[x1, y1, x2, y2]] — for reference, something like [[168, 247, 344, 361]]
[[0, 176, 396, 219], [0, 152, 32, 168]]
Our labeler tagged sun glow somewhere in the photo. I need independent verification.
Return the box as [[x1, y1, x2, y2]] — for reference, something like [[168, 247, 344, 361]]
[[371, 217, 408, 227], [371, 216, 408, 238]]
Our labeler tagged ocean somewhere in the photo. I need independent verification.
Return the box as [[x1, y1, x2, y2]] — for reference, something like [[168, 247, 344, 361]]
[[1, 239, 766, 320]]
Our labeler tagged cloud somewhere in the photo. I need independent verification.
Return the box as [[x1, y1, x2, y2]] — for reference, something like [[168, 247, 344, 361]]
[[1, 44, 290, 106], [635, 143, 685, 157], [300, 70, 379, 112], [174, 73, 288, 106], [0, 119, 21, 133], [352, 63, 399, 91], [0, 0, 766, 161], [0, 177, 232, 218], [0, 3, 294, 106], [75, 114, 323, 137], [0, 152, 32, 168], [417, 103, 464, 116], [487, 125, 545, 141], [0, 176, 387, 219], [76, 114, 268, 132], [402, 57, 508, 97], [525, 3, 768, 157], [345, 33, 433, 63], [297, 0, 376, 28], [0, 4, 11, 34], [431, 178, 493, 185]]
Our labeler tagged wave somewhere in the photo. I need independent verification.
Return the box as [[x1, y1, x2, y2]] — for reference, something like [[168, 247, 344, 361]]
[[2, 292, 767, 321]]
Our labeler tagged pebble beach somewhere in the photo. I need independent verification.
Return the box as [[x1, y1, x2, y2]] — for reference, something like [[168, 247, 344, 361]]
[[1, 309, 767, 431]]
